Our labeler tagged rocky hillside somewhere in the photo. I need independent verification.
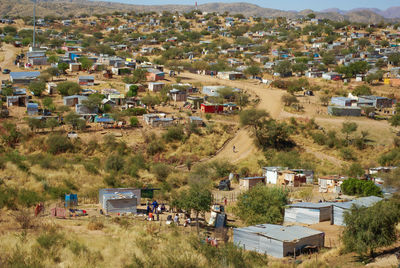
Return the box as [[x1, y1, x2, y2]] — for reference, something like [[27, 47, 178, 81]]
[[1, 0, 399, 23]]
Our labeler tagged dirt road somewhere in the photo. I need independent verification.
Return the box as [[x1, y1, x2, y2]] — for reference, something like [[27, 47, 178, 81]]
[[0, 44, 18, 80], [182, 72, 285, 163]]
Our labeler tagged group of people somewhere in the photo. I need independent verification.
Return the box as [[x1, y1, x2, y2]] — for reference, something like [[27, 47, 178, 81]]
[[165, 213, 191, 227], [205, 236, 219, 247], [146, 200, 167, 221]]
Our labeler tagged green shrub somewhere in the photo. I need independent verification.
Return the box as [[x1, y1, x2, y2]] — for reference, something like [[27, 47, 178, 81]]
[[147, 140, 165, 155], [83, 162, 99, 174], [18, 189, 42, 207], [37, 231, 64, 250], [130, 116, 139, 127], [340, 148, 355, 161], [341, 178, 382, 197], [105, 154, 125, 172], [103, 175, 121, 187], [163, 126, 185, 142], [151, 163, 171, 181], [46, 134, 73, 154]]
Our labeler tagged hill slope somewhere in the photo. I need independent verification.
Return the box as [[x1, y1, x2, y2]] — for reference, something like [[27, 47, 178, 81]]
[[0, 0, 399, 23]]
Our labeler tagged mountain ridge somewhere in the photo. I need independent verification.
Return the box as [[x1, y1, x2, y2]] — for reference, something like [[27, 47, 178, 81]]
[[0, 0, 399, 23]]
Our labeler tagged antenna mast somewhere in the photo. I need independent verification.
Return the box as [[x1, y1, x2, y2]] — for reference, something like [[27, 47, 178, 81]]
[[33, 0, 36, 49]]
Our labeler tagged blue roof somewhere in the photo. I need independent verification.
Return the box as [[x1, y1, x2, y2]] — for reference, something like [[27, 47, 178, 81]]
[[95, 117, 114, 123], [10, 71, 40, 79], [241, 176, 265, 180], [27, 103, 38, 108]]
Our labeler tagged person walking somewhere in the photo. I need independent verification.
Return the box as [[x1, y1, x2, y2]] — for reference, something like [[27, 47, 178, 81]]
[[233, 145, 236, 153]]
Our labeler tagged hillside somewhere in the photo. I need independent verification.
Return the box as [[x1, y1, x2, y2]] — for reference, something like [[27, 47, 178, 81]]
[[1, 0, 399, 23]]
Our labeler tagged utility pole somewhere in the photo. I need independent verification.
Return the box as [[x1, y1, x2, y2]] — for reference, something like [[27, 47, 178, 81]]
[[32, 0, 37, 49]]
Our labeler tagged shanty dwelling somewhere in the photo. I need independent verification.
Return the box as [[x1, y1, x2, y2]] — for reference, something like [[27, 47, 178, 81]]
[[26, 51, 47, 65], [75, 104, 98, 115], [69, 63, 82, 72], [239, 177, 266, 191], [233, 224, 325, 258], [200, 103, 224, 113], [6, 95, 29, 107], [318, 176, 345, 193], [217, 71, 244, 80], [10, 71, 41, 84], [284, 203, 333, 224], [189, 116, 203, 126], [78, 76, 95, 86], [27, 102, 39, 116], [290, 169, 314, 184], [185, 96, 204, 109], [202, 86, 225, 97], [151, 117, 175, 127], [330, 97, 354, 107], [99, 188, 141, 206], [143, 113, 161, 125], [328, 106, 361, 117], [63, 95, 88, 106], [279, 170, 307, 187], [146, 68, 165, 82], [46, 82, 57, 94], [148, 82, 165, 92], [170, 89, 187, 102], [262, 167, 287, 185], [357, 96, 393, 108], [332, 196, 383, 226], [101, 191, 138, 214]]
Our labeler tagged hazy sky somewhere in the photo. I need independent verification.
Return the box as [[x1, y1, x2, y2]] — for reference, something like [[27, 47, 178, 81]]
[[99, 0, 399, 11]]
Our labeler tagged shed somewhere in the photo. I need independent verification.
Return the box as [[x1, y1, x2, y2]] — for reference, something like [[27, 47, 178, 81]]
[[200, 103, 223, 113], [148, 82, 165, 92], [358, 96, 393, 108], [78, 76, 94, 86], [185, 96, 204, 109], [233, 224, 324, 258], [27, 102, 39, 115], [284, 202, 333, 224], [10, 71, 40, 84], [328, 106, 361, 117], [146, 68, 165, 82], [63, 95, 88, 106], [99, 188, 141, 206], [189, 116, 203, 126], [330, 97, 354, 107], [239, 177, 266, 191], [101, 192, 138, 214], [262, 167, 287, 184], [69, 63, 82, 72], [332, 196, 383, 226], [170, 89, 187, 102]]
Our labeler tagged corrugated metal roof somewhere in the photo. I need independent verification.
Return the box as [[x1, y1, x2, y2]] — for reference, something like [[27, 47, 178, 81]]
[[235, 224, 323, 242], [10, 71, 40, 79], [241, 176, 265, 180], [288, 202, 333, 209], [333, 196, 383, 209]]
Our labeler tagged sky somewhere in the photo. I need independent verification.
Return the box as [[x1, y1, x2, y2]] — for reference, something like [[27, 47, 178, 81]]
[[98, 0, 399, 11]]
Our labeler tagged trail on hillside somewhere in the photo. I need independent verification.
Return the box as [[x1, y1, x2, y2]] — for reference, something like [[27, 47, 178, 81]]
[[0, 44, 17, 80], [182, 72, 285, 163]]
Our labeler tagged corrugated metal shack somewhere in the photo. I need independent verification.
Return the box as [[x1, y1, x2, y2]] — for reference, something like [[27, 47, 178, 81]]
[[234, 224, 324, 258], [99, 188, 140, 214], [284, 202, 333, 225], [332, 196, 383, 226]]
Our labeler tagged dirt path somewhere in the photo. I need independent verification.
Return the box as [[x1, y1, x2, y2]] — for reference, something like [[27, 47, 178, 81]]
[[0, 44, 19, 80], [182, 72, 285, 163]]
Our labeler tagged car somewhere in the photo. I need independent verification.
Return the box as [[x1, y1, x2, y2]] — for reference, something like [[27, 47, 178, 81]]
[[2, 69, 10, 74]]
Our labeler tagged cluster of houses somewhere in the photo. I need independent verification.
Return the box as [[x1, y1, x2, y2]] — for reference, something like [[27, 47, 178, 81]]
[[329, 94, 395, 117]]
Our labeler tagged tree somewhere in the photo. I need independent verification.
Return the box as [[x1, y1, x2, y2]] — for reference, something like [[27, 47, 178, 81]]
[[274, 60, 292, 76], [388, 53, 400, 66], [78, 56, 93, 71], [57, 81, 81, 96], [352, 85, 372, 96], [244, 65, 261, 78], [235, 184, 288, 225], [65, 112, 85, 130], [319, 95, 330, 106], [172, 183, 212, 232], [58, 62, 69, 74], [141, 94, 160, 109], [322, 52, 336, 65], [390, 114, 400, 127], [341, 178, 382, 196], [25, 117, 45, 132], [81, 93, 102, 111], [291, 63, 307, 74], [130, 116, 139, 127], [46, 134, 73, 154], [46, 118, 59, 131], [42, 97, 55, 111], [28, 81, 46, 97], [44, 67, 60, 78], [126, 85, 138, 97], [48, 55, 59, 64], [239, 109, 269, 130], [342, 201, 400, 258], [341, 121, 358, 144]]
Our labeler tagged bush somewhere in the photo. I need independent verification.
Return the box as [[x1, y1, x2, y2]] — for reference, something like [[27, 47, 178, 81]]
[[103, 175, 121, 187], [340, 148, 355, 161], [88, 219, 104, 230], [46, 134, 73, 154], [83, 162, 99, 174], [37, 231, 64, 250], [151, 163, 171, 181], [147, 140, 165, 155], [105, 154, 125, 172], [57, 81, 81, 96], [130, 116, 139, 127], [341, 178, 382, 197], [123, 107, 146, 116], [235, 184, 288, 225], [163, 126, 185, 142], [18, 189, 42, 207]]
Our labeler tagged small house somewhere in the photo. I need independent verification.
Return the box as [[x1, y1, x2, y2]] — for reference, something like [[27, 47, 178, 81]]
[[357, 96, 393, 108], [27, 103, 39, 115], [69, 63, 82, 72], [78, 76, 94, 86], [10, 71, 40, 84], [330, 97, 355, 107], [318, 175, 345, 193], [201, 103, 223, 113], [170, 89, 187, 102], [328, 106, 361, 117], [239, 177, 266, 191], [100, 191, 138, 214], [146, 68, 165, 82], [217, 71, 244, 80], [322, 72, 342, 81], [143, 113, 175, 127], [6, 95, 29, 107], [46, 82, 57, 94], [284, 202, 332, 224], [185, 96, 204, 109], [233, 224, 325, 258], [26, 51, 47, 65], [262, 167, 287, 184], [189, 116, 203, 126], [148, 82, 165, 92], [63, 95, 88, 106], [332, 196, 383, 226]]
